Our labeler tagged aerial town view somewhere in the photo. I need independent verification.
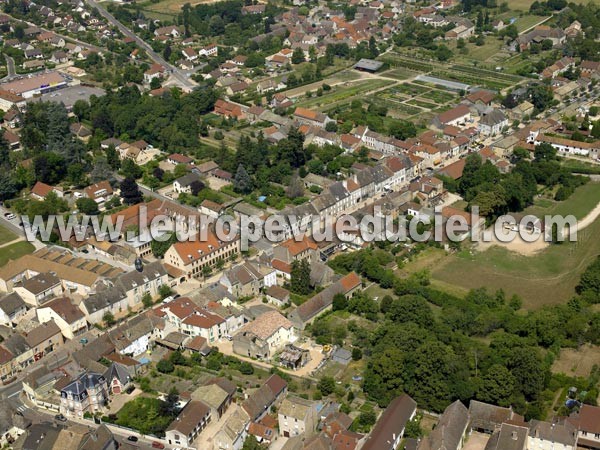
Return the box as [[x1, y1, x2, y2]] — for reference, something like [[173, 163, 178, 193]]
[[0, 0, 599, 447]]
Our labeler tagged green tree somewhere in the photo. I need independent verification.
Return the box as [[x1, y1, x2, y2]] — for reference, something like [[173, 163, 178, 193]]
[[387, 295, 433, 327], [106, 145, 121, 170], [103, 311, 115, 327], [72, 100, 90, 121], [120, 177, 143, 205], [318, 376, 336, 396], [159, 284, 173, 299], [332, 293, 348, 311], [242, 435, 262, 450], [157, 359, 174, 373], [239, 362, 254, 375], [478, 364, 515, 406], [76, 197, 99, 215], [142, 292, 153, 308], [358, 410, 377, 428], [292, 47, 305, 64], [508, 347, 548, 400], [151, 233, 177, 258], [169, 350, 187, 366], [0, 173, 17, 201], [290, 259, 311, 295], [121, 158, 142, 179], [233, 164, 253, 194], [404, 417, 423, 438], [576, 256, 600, 297]]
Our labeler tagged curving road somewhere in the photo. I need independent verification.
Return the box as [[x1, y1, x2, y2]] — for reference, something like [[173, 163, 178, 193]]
[[4, 55, 16, 79], [84, 0, 197, 90]]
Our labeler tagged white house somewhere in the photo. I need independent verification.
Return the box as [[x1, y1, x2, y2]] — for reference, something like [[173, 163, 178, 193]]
[[530, 131, 600, 158], [478, 109, 508, 136], [0, 292, 28, 326], [36, 297, 87, 339], [173, 173, 202, 194], [232, 310, 296, 360], [199, 44, 218, 57]]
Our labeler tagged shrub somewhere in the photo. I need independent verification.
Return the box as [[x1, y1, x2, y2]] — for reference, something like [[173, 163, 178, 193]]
[[157, 359, 174, 374]]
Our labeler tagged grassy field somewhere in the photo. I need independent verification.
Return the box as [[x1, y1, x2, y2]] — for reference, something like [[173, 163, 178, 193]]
[[455, 38, 505, 63], [0, 241, 35, 267], [0, 225, 18, 246], [430, 182, 600, 308], [551, 344, 600, 377], [131, 0, 198, 19], [432, 220, 599, 308], [382, 67, 420, 80], [513, 14, 551, 31], [524, 181, 600, 220], [294, 79, 394, 109]]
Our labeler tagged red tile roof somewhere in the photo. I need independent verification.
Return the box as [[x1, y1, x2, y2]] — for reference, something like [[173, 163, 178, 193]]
[[578, 405, 600, 434], [31, 181, 55, 198]]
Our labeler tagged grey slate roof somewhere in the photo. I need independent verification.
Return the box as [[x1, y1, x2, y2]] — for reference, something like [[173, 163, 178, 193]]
[[103, 362, 131, 386], [480, 109, 507, 127], [0, 292, 26, 316], [174, 172, 202, 188], [528, 419, 577, 447], [2, 333, 30, 356], [61, 371, 106, 398], [419, 400, 468, 450], [485, 423, 528, 450], [117, 261, 166, 291]]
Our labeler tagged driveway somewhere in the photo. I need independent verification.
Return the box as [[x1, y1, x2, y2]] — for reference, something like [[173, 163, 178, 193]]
[[107, 388, 143, 415], [214, 338, 325, 379]]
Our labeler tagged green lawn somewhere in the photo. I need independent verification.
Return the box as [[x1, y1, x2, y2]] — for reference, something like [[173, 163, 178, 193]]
[[382, 68, 420, 80], [460, 38, 506, 62], [0, 241, 35, 267], [524, 182, 600, 220], [511, 14, 551, 32], [431, 183, 600, 308], [0, 225, 18, 246]]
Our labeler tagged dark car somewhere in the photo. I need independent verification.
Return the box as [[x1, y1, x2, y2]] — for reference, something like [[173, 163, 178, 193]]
[[54, 414, 67, 422], [127, 436, 139, 442]]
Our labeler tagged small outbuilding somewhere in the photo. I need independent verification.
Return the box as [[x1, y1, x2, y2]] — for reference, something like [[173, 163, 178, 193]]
[[353, 58, 384, 73]]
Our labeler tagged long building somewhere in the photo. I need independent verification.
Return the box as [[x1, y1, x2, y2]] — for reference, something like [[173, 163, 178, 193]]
[[0, 72, 68, 99]]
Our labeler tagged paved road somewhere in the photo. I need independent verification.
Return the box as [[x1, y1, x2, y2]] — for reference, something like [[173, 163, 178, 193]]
[[4, 55, 16, 79], [84, 0, 196, 91]]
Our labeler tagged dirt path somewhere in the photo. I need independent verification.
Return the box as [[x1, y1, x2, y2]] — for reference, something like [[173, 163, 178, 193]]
[[0, 236, 23, 249], [574, 200, 600, 230], [476, 199, 600, 256], [519, 14, 554, 35]]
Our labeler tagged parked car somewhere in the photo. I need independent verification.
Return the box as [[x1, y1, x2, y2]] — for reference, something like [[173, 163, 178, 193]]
[[151, 442, 165, 449], [127, 436, 138, 442], [54, 414, 67, 422]]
